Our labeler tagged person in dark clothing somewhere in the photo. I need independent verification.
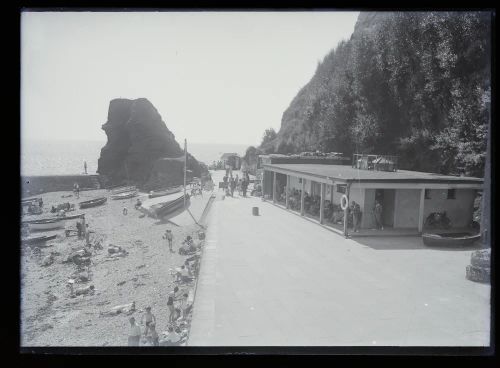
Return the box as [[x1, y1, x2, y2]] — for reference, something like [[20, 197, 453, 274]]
[[374, 200, 383, 230], [222, 175, 228, 192], [351, 201, 361, 232], [229, 177, 236, 197], [76, 221, 83, 239], [241, 179, 248, 197]]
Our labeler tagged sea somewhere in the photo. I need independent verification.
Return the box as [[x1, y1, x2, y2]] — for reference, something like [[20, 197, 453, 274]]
[[21, 139, 250, 176]]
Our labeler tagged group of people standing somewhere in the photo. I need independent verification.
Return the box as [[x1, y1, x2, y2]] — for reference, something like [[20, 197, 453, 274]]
[[222, 172, 250, 198], [128, 304, 184, 347], [349, 199, 384, 232], [128, 229, 200, 347]]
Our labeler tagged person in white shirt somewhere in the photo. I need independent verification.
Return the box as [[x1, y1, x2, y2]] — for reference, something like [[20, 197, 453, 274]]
[[128, 317, 142, 346]]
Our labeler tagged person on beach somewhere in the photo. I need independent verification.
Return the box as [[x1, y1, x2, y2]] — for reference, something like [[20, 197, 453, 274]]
[[167, 287, 181, 323], [163, 326, 181, 346], [39, 198, 43, 209], [141, 306, 157, 337], [178, 265, 193, 283], [163, 229, 174, 253], [149, 323, 159, 346], [74, 183, 80, 199], [128, 317, 142, 346], [84, 161, 87, 175], [76, 221, 83, 239], [180, 292, 190, 319], [85, 224, 91, 245], [135, 198, 142, 210]]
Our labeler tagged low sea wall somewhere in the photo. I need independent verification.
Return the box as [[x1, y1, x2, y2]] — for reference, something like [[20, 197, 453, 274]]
[[21, 174, 103, 197]]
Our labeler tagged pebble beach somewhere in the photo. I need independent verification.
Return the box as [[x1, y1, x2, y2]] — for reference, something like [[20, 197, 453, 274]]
[[21, 187, 212, 346]]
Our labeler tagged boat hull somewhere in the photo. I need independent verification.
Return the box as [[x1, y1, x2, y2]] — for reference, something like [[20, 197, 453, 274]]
[[422, 232, 481, 247], [148, 187, 182, 198], [150, 194, 188, 218], [22, 234, 58, 245], [79, 197, 107, 209], [28, 219, 66, 231], [111, 191, 138, 200], [110, 186, 137, 194]]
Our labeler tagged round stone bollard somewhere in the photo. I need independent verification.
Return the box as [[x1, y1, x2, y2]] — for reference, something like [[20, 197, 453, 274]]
[[252, 207, 259, 216]]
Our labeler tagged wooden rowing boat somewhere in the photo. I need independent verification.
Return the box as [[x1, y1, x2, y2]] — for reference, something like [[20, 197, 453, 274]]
[[110, 186, 137, 194], [22, 234, 57, 245], [62, 213, 85, 220], [21, 197, 41, 204], [111, 190, 139, 200], [79, 197, 107, 209], [422, 232, 481, 247], [25, 218, 66, 231], [148, 186, 182, 199], [149, 193, 189, 218]]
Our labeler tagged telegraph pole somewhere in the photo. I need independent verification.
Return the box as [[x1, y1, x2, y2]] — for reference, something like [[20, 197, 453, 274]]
[[184, 139, 187, 209]]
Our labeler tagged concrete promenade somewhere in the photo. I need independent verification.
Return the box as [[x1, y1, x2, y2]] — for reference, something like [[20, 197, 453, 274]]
[[188, 170, 490, 346]]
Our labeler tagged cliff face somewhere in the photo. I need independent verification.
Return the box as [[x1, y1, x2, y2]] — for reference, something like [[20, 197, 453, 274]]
[[97, 98, 205, 188], [262, 11, 490, 176]]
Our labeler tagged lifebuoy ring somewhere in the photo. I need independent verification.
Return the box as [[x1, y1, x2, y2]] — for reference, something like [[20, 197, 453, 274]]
[[340, 195, 348, 210]]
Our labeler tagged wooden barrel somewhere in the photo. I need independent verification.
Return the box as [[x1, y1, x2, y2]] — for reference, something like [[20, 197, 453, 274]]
[[252, 207, 259, 216]]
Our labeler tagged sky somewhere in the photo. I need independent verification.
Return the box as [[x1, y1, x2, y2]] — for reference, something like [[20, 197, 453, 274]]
[[21, 11, 359, 146]]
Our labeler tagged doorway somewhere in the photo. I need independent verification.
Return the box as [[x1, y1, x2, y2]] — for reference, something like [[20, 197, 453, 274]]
[[375, 189, 395, 227]]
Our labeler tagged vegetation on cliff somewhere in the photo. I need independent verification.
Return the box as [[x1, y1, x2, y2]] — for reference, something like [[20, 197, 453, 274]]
[[261, 12, 491, 177]]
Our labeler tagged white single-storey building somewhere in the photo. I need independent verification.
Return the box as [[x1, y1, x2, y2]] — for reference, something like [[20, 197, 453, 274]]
[[262, 162, 483, 235]]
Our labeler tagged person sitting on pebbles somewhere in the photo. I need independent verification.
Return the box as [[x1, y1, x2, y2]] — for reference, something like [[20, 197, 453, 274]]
[[161, 326, 181, 346], [134, 199, 142, 210], [176, 265, 193, 283]]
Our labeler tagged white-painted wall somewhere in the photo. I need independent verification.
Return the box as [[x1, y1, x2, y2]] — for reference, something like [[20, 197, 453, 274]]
[[394, 189, 421, 228], [423, 189, 476, 228]]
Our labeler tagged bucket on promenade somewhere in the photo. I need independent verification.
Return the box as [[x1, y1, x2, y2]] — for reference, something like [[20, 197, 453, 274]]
[[252, 207, 259, 216]]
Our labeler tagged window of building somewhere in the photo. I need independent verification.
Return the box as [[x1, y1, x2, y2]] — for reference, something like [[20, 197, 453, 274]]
[[425, 189, 431, 199], [337, 184, 346, 194], [447, 189, 456, 199]]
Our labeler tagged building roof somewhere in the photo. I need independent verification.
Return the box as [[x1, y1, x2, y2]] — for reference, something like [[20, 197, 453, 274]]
[[263, 163, 483, 185], [220, 153, 239, 159]]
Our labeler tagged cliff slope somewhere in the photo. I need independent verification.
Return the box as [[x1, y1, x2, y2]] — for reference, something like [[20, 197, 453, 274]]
[[262, 11, 491, 177]]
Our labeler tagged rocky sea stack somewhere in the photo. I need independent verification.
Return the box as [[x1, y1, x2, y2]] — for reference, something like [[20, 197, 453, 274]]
[[97, 98, 206, 190]]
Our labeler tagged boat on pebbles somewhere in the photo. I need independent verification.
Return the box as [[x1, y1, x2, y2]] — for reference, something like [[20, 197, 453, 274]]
[[79, 197, 108, 209], [109, 185, 137, 195], [111, 190, 139, 200], [23, 218, 66, 231], [22, 234, 58, 245], [145, 192, 189, 219], [148, 186, 182, 199]]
